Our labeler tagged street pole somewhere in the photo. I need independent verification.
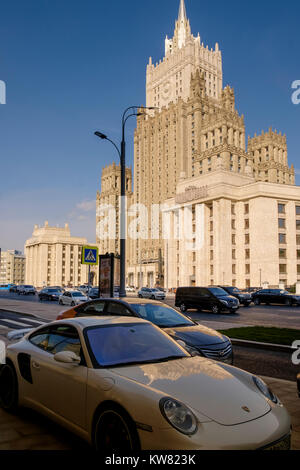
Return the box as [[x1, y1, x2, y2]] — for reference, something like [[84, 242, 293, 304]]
[[119, 126, 126, 298]]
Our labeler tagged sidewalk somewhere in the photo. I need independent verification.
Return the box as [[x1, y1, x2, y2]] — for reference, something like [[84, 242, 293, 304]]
[[0, 376, 298, 450]]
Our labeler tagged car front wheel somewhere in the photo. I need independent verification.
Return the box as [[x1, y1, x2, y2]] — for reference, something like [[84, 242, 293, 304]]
[[180, 303, 187, 313], [94, 406, 140, 452], [211, 304, 220, 314], [285, 298, 292, 306], [0, 363, 18, 413], [254, 298, 261, 306]]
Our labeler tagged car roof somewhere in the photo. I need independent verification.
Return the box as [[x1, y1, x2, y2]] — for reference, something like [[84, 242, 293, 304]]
[[94, 297, 164, 305], [56, 315, 149, 328]]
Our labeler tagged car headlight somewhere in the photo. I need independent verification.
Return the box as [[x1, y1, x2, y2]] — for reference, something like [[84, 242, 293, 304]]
[[159, 397, 198, 435], [220, 300, 228, 306], [253, 376, 279, 404]]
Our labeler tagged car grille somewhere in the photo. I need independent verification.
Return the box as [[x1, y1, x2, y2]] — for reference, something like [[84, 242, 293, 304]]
[[200, 343, 232, 360]]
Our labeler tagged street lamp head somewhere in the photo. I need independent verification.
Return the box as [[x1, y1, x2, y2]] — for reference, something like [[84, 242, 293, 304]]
[[94, 131, 107, 140]]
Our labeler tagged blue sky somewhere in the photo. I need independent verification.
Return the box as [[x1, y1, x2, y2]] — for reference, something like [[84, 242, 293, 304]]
[[0, 0, 299, 251]]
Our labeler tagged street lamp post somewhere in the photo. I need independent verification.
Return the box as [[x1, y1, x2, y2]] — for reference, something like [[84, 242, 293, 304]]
[[95, 106, 157, 298]]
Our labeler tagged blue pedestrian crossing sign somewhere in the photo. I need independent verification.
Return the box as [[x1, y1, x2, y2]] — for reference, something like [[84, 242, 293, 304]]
[[82, 246, 99, 265]]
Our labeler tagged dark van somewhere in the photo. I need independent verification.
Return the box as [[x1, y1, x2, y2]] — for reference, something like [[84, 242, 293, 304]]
[[175, 287, 240, 314]]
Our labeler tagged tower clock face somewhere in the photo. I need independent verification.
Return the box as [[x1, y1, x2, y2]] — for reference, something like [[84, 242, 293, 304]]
[[162, 81, 171, 101]]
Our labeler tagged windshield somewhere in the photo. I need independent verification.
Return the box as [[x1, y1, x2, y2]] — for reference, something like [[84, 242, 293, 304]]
[[48, 289, 60, 293], [72, 292, 85, 297], [208, 287, 228, 297], [130, 303, 194, 328], [85, 323, 188, 368]]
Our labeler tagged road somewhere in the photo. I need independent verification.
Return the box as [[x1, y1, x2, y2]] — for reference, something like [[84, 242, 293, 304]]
[[1, 291, 300, 329]]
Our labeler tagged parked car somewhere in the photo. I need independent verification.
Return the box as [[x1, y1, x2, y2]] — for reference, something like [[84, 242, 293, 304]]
[[1, 316, 291, 450], [18, 285, 36, 296], [251, 289, 300, 306], [138, 287, 166, 300], [125, 286, 135, 292], [218, 286, 252, 307], [38, 288, 64, 302], [8, 284, 17, 293], [57, 298, 233, 363], [58, 290, 88, 306], [88, 287, 100, 299], [175, 287, 239, 314]]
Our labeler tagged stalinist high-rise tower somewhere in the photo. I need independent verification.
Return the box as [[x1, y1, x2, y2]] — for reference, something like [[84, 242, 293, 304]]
[[124, 0, 295, 289]]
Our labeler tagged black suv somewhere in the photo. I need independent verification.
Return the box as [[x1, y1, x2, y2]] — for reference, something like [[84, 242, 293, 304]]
[[252, 289, 300, 306], [175, 287, 240, 314], [218, 286, 252, 307]]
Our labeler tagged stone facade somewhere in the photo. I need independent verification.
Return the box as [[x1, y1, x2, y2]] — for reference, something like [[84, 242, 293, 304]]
[[25, 222, 88, 288], [0, 250, 26, 285], [98, 0, 298, 289], [164, 170, 300, 289]]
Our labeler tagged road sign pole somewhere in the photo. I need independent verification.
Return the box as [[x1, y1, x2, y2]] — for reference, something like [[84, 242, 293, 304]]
[[88, 265, 91, 299]]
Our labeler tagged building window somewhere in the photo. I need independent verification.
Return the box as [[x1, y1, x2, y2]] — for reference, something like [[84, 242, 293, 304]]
[[210, 236, 213, 246], [279, 249, 287, 259], [245, 234, 250, 245], [245, 265, 250, 275], [296, 220, 300, 231], [245, 219, 250, 230], [296, 206, 300, 216], [232, 265, 236, 275], [279, 265, 287, 274], [279, 233, 286, 244], [232, 249, 236, 260], [278, 204, 285, 214], [297, 250, 300, 260], [245, 249, 250, 259], [245, 204, 249, 215], [231, 204, 236, 215], [232, 220, 236, 230], [297, 265, 300, 275], [210, 265, 214, 275], [232, 234, 236, 245], [210, 251, 214, 261], [278, 219, 286, 229]]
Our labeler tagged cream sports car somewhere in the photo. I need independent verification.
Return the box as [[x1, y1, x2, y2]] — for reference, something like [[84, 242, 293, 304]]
[[0, 316, 291, 451]]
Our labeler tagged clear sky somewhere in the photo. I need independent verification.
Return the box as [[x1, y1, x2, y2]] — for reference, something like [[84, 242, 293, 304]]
[[0, 0, 299, 252]]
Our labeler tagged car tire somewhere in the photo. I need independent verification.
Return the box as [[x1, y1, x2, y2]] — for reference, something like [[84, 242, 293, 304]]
[[138, 294, 142, 298], [180, 303, 187, 313], [151, 295, 155, 300], [0, 362, 19, 413], [285, 299, 292, 306], [211, 304, 220, 314], [71, 301, 75, 306], [254, 298, 261, 306], [93, 405, 140, 452], [59, 299, 63, 305]]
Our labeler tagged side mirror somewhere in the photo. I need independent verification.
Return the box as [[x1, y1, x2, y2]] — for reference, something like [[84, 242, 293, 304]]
[[54, 351, 81, 365]]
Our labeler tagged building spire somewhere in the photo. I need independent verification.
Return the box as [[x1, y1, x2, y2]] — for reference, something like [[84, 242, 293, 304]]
[[178, 0, 187, 22]]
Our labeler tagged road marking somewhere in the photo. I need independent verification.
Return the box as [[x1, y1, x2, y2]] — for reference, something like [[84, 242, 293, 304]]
[[19, 318, 47, 325], [0, 319, 35, 327]]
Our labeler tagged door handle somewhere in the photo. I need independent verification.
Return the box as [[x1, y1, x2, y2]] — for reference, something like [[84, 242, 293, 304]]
[[32, 361, 40, 370]]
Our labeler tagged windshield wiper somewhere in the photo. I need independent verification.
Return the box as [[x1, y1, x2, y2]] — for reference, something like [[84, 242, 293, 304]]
[[106, 355, 186, 368]]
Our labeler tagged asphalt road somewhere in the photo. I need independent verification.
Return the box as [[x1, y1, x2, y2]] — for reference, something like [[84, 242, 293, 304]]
[[1, 291, 300, 329]]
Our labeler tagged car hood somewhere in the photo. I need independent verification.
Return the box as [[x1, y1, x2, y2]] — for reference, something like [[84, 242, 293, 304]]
[[163, 324, 228, 346], [112, 357, 270, 425]]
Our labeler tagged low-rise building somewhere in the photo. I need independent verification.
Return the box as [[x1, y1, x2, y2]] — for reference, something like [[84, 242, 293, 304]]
[[0, 250, 26, 285], [25, 222, 88, 288]]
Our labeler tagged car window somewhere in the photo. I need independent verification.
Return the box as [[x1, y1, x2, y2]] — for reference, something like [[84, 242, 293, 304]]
[[130, 303, 193, 327], [80, 301, 106, 315], [29, 327, 51, 351], [46, 325, 82, 357], [106, 302, 133, 316], [85, 323, 188, 368]]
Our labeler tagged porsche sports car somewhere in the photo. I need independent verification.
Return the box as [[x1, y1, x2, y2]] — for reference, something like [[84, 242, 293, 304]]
[[0, 317, 291, 451], [56, 298, 233, 364]]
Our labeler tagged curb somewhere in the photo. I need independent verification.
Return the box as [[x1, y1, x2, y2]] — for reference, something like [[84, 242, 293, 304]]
[[231, 338, 297, 353]]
